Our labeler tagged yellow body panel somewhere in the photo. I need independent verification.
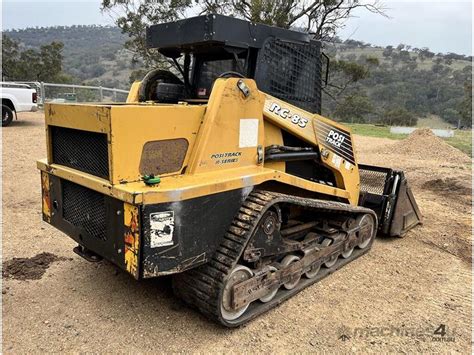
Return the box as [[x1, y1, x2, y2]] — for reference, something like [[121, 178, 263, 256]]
[[45, 102, 206, 185], [263, 96, 316, 144], [262, 94, 360, 204], [187, 79, 265, 174], [45, 104, 111, 133], [39, 78, 361, 207], [109, 104, 204, 183]]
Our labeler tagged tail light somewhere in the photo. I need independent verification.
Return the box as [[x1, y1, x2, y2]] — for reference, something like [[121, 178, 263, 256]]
[[32, 92, 37, 103]]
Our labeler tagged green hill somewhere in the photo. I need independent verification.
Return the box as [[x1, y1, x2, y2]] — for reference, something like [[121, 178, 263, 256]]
[[324, 40, 471, 127], [4, 26, 132, 89]]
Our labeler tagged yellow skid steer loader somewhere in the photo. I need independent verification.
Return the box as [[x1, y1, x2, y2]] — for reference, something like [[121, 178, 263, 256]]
[[38, 14, 421, 326]]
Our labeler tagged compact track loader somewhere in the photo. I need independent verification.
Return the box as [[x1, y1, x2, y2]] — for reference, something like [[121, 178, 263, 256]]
[[38, 14, 421, 326]]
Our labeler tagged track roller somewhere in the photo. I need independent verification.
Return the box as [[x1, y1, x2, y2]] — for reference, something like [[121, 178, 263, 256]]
[[281, 255, 301, 290]]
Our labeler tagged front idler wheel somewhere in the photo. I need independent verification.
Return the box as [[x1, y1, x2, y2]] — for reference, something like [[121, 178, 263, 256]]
[[220, 264, 253, 321], [357, 214, 376, 249]]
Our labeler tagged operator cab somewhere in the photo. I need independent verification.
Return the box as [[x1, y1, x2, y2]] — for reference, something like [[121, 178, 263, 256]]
[[145, 14, 325, 114]]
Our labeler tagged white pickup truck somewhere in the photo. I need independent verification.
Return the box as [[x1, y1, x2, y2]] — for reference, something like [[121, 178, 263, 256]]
[[1, 82, 38, 126]]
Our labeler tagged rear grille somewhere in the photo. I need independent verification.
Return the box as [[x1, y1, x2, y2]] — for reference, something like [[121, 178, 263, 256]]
[[359, 166, 391, 195], [51, 126, 109, 179], [62, 180, 107, 241]]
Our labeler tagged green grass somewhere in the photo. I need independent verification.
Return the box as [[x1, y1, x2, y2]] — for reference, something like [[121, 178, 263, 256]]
[[444, 130, 472, 156], [346, 123, 407, 140], [346, 123, 472, 156]]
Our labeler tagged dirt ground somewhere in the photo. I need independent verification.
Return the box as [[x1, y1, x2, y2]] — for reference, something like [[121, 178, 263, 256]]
[[2, 112, 472, 353]]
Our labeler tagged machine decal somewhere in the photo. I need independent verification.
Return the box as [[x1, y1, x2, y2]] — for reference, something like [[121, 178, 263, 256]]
[[315, 120, 355, 165], [267, 102, 309, 128], [326, 129, 346, 147], [149, 211, 175, 248], [41, 172, 51, 223], [331, 154, 342, 169], [239, 119, 259, 148], [211, 152, 242, 165], [124, 203, 140, 278]]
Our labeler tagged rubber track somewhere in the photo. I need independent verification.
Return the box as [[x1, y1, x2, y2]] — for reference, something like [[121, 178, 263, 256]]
[[172, 190, 376, 327]]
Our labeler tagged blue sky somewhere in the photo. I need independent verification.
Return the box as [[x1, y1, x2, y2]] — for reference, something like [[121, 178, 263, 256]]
[[2, 0, 472, 55]]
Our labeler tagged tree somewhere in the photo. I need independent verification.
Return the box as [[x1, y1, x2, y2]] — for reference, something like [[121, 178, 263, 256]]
[[365, 56, 380, 66], [403, 61, 417, 71], [399, 50, 410, 62], [101, 0, 192, 67], [205, 1, 386, 40], [382, 45, 393, 58], [2, 35, 22, 80], [2, 35, 70, 82], [459, 82, 472, 128], [101, 0, 386, 68], [324, 57, 375, 102], [382, 107, 417, 126], [334, 93, 374, 123], [418, 47, 434, 61], [442, 108, 461, 126], [38, 41, 66, 81]]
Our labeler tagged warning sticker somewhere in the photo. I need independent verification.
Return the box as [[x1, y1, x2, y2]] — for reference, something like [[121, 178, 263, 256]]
[[149, 211, 174, 248], [332, 154, 342, 169], [239, 119, 259, 148]]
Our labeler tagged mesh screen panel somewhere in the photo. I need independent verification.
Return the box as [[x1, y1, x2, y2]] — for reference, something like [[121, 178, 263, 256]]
[[51, 126, 109, 179], [359, 168, 389, 195], [139, 138, 188, 175], [197, 58, 246, 94], [256, 39, 322, 113], [62, 180, 107, 241]]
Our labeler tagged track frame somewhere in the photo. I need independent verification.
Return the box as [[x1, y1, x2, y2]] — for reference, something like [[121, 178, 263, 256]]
[[173, 190, 377, 327]]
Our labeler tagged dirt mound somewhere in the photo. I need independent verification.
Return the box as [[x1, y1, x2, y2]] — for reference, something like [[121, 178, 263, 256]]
[[2, 252, 65, 281], [421, 177, 471, 195], [384, 128, 471, 164], [421, 177, 472, 206]]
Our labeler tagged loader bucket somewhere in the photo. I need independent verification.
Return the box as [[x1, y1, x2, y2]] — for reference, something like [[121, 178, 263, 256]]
[[358, 164, 422, 237]]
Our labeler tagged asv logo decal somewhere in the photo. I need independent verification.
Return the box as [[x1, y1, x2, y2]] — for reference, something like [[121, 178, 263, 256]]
[[326, 129, 345, 147], [269, 102, 309, 128]]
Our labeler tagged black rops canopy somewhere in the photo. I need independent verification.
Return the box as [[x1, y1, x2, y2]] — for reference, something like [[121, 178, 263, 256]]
[[146, 14, 311, 57]]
